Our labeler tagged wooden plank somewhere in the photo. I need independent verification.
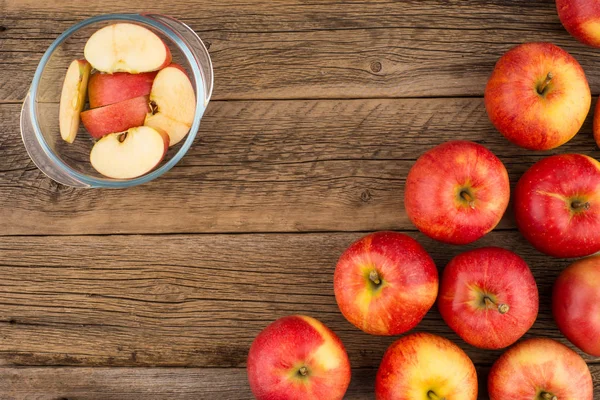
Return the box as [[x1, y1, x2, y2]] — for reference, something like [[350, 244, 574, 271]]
[[0, 366, 494, 400], [0, 231, 596, 369], [2, 0, 598, 101], [1, 366, 597, 400], [2, 99, 599, 235]]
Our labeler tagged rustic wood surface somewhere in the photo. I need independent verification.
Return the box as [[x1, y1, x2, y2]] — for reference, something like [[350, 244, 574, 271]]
[[1, 0, 600, 398]]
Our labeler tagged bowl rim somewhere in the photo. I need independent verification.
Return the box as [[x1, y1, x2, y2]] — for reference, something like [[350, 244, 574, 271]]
[[28, 13, 210, 188]]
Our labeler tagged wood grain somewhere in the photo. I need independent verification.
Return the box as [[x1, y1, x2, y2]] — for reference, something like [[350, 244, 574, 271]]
[[5, 365, 598, 400], [2, 0, 599, 101], [0, 231, 595, 369], [2, 99, 600, 236], [0, 366, 458, 400]]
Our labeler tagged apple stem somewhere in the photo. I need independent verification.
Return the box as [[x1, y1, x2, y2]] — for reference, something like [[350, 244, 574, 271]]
[[540, 392, 557, 400], [369, 270, 381, 286], [484, 296, 509, 314], [571, 201, 590, 211], [298, 366, 309, 377], [427, 391, 446, 400], [537, 72, 553, 95], [460, 190, 476, 209]]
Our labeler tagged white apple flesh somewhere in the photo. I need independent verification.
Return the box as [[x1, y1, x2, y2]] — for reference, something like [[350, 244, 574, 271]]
[[145, 64, 196, 146], [84, 23, 171, 73], [59, 59, 91, 143], [90, 126, 170, 179]]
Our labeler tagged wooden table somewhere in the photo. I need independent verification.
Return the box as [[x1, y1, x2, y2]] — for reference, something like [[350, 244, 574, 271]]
[[2, 0, 600, 398]]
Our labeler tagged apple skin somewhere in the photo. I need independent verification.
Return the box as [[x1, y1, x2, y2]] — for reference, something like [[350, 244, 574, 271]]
[[404, 140, 510, 245], [439, 247, 538, 350], [514, 154, 600, 258], [376, 332, 477, 400], [88, 71, 158, 108], [334, 232, 438, 336], [593, 96, 600, 148], [81, 95, 150, 139], [247, 315, 351, 400], [485, 42, 591, 150], [553, 256, 600, 356], [557, 0, 600, 48], [488, 338, 593, 400]]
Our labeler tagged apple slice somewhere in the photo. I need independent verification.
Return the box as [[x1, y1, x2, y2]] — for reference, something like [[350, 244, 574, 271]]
[[90, 126, 170, 179], [59, 59, 91, 143], [81, 96, 150, 139], [144, 64, 196, 146], [84, 23, 171, 73], [88, 71, 158, 108]]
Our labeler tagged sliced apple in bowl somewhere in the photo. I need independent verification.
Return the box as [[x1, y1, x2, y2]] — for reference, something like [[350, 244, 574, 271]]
[[59, 59, 91, 143], [81, 95, 150, 139], [90, 126, 170, 179], [84, 23, 171, 73], [88, 71, 158, 108], [145, 64, 196, 146]]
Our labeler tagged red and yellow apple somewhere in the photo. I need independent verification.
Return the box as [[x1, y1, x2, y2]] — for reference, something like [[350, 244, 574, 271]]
[[404, 140, 510, 245], [376, 332, 477, 400], [488, 338, 593, 400], [553, 256, 600, 356], [439, 247, 538, 349], [144, 64, 196, 146], [84, 23, 171, 73], [557, 0, 600, 48], [247, 315, 351, 400], [334, 231, 438, 336], [88, 71, 158, 108], [59, 59, 91, 143], [485, 42, 591, 150], [514, 154, 600, 258], [90, 126, 169, 179], [81, 96, 150, 139]]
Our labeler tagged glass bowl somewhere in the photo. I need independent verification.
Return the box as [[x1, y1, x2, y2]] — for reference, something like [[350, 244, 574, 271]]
[[20, 13, 213, 188]]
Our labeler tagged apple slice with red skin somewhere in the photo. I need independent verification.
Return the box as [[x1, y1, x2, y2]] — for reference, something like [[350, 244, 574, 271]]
[[144, 64, 196, 147], [88, 71, 158, 108], [81, 96, 150, 139], [334, 231, 438, 336], [90, 126, 169, 179], [438, 247, 538, 350], [405, 140, 510, 245], [553, 256, 600, 356], [514, 154, 600, 258], [84, 23, 171, 73], [376, 332, 478, 400], [488, 338, 593, 400], [247, 315, 351, 400], [556, 0, 600, 48], [59, 59, 91, 143]]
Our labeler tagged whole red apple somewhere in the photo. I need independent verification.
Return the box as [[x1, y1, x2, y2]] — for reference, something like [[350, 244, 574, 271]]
[[488, 338, 593, 400], [485, 42, 591, 150], [334, 232, 438, 336], [553, 256, 600, 356], [439, 247, 538, 349], [376, 332, 477, 400], [514, 154, 600, 258], [557, 0, 600, 48], [247, 315, 351, 400], [404, 140, 509, 245]]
